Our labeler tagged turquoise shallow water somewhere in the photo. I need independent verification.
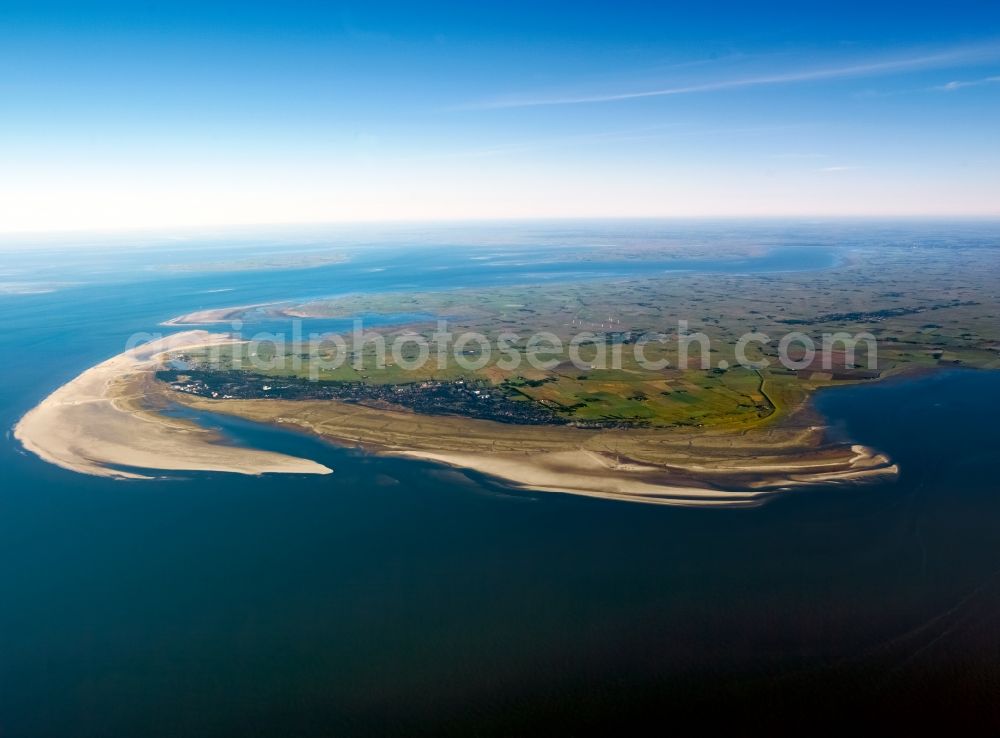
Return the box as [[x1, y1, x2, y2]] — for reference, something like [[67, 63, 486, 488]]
[[2, 228, 1000, 734]]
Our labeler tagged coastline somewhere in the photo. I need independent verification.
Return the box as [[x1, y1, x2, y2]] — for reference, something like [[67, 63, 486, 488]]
[[395, 445, 897, 507], [13, 331, 333, 479], [164, 383, 899, 508], [161, 303, 277, 326], [14, 331, 897, 502]]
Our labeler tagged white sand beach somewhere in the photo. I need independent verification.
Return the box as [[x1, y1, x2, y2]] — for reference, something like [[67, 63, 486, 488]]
[[14, 331, 332, 479]]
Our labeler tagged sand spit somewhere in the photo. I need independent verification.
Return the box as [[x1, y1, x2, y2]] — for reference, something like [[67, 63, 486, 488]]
[[161, 304, 270, 325], [397, 449, 773, 507], [398, 444, 898, 507], [13, 331, 332, 479], [170, 395, 899, 508]]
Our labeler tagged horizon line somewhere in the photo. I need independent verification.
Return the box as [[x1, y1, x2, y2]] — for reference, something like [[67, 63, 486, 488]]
[[3, 213, 1000, 239]]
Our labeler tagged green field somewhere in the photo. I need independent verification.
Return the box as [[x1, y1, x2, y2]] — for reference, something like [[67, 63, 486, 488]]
[[176, 242, 1000, 430]]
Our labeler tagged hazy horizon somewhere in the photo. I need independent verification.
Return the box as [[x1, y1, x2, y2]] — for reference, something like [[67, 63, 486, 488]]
[[4, 214, 1000, 246]]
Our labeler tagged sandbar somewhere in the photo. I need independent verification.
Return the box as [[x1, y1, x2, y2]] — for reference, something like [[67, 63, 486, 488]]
[[14, 331, 332, 479], [167, 393, 898, 507]]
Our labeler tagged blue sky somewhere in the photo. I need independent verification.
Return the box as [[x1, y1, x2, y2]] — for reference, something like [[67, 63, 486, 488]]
[[1, 1, 999, 230]]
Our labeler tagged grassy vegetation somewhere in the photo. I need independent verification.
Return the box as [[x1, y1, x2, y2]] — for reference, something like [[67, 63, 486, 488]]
[[175, 243, 1000, 430]]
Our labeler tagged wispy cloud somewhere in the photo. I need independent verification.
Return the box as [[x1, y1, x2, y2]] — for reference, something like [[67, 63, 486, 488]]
[[934, 75, 1000, 91], [466, 43, 1000, 109], [819, 165, 861, 173]]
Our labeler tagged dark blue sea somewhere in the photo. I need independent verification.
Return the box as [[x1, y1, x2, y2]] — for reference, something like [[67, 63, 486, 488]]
[[2, 222, 999, 734]]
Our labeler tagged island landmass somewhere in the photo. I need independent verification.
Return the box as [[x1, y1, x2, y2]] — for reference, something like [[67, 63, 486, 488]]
[[15, 240, 999, 505]]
